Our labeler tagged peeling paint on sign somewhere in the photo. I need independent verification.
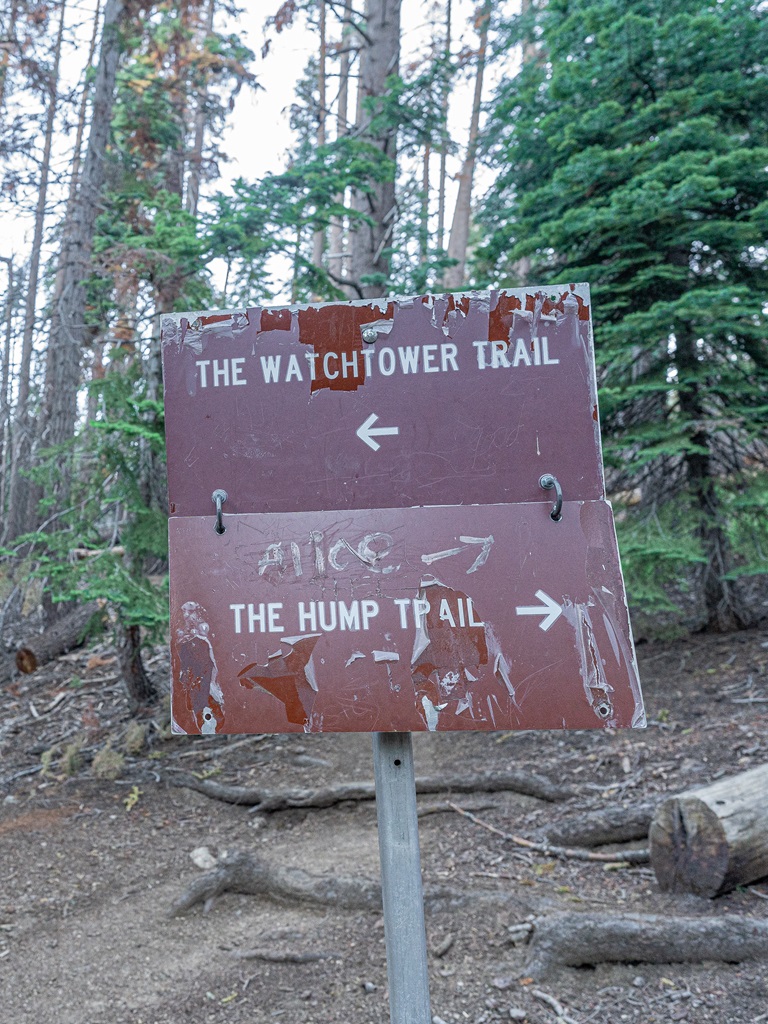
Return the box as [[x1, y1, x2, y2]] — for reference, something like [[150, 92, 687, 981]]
[[164, 285, 644, 735], [162, 285, 603, 516], [168, 501, 644, 735]]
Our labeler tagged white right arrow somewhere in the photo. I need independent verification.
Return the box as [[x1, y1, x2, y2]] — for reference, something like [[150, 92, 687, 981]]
[[515, 589, 563, 632]]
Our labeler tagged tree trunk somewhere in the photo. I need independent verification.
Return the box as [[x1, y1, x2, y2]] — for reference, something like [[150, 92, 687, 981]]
[[16, 601, 103, 674], [649, 764, 768, 897], [675, 320, 748, 630], [436, 0, 451, 253], [116, 621, 157, 711], [420, 142, 430, 267], [328, 38, 350, 287], [4, 0, 67, 544], [510, 0, 534, 286], [442, 0, 490, 290], [311, 0, 327, 282], [348, 0, 401, 298], [68, 0, 102, 207], [185, 0, 215, 220], [139, 284, 169, 515], [0, 0, 19, 112], [544, 801, 656, 848], [0, 256, 14, 513], [40, 0, 128, 458], [164, 4, 190, 200], [62, 3, 105, 427]]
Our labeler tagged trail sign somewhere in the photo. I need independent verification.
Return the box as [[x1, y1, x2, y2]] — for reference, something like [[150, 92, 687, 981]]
[[168, 501, 644, 735], [161, 286, 604, 517], [162, 285, 645, 736]]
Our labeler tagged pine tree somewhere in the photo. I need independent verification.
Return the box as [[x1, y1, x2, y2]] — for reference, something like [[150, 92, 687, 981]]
[[70, 2, 255, 697], [479, 0, 768, 630]]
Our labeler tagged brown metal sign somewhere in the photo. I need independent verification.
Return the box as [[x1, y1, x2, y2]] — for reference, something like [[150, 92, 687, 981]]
[[161, 286, 604, 517], [169, 500, 644, 735]]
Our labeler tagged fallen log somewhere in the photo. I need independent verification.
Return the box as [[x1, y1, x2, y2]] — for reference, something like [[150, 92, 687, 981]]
[[649, 763, 768, 897], [525, 911, 768, 978], [170, 768, 576, 811], [16, 601, 103, 674], [543, 802, 656, 848], [450, 804, 649, 865]]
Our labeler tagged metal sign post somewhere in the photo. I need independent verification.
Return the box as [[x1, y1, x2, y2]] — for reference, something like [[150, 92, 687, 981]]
[[373, 732, 432, 1024]]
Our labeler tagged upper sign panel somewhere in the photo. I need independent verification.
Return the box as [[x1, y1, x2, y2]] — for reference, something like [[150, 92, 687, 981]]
[[162, 286, 604, 517]]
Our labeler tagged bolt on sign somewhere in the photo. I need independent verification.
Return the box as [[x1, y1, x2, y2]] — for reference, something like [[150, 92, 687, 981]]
[[163, 286, 645, 735]]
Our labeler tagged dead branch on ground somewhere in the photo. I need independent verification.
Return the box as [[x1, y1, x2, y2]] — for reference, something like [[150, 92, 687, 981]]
[[417, 799, 498, 817], [170, 849, 513, 918], [15, 601, 104, 674], [532, 989, 580, 1024]]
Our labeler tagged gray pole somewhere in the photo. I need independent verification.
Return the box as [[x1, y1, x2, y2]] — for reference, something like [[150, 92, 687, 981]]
[[372, 731, 432, 1024]]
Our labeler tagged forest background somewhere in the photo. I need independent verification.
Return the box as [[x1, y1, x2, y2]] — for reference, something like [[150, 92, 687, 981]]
[[0, 0, 767, 706]]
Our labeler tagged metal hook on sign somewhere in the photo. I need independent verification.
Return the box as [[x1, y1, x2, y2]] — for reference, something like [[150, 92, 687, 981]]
[[212, 489, 227, 535], [539, 474, 563, 522]]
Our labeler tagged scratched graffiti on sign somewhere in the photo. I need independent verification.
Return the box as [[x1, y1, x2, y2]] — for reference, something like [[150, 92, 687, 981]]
[[164, 286, 645, 735], [169, 502, 644, 736]]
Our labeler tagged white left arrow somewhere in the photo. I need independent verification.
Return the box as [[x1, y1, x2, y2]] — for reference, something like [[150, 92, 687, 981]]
[[357, 413, 399, 451], [515, 589, 563, 632]]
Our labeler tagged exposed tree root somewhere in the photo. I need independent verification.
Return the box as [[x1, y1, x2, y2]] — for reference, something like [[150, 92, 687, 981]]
[[169, 850, 382, 917], [543, 802, 656, 848], [232, 949, 341, 963], [170, 768, 576, 811], [170, 850, 514, 918], [525, 911, 768, 978]]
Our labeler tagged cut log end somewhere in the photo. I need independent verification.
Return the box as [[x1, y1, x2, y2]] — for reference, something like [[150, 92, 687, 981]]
[[15, 647, 39, 674], [650, 764, 768, 897], [650, 797, 730, 897], [15, 601, 103, 675]]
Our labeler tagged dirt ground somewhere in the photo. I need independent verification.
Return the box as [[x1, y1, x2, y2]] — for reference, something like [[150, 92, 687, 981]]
[[1, 626, 768, 1024]]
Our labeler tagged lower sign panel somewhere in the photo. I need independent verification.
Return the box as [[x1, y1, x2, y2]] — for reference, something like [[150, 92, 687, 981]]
[[169, 501, 645, 735]]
